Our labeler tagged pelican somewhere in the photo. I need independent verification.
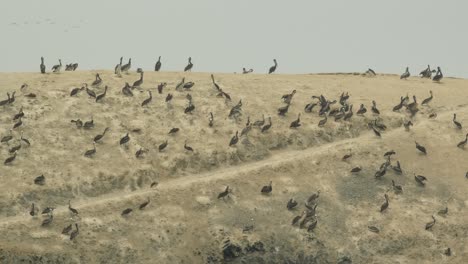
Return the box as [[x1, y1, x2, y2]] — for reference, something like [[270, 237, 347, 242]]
[[400, 67, 410, 79], [40, 57, 46, 74], [51, 59, 62, 73], [155, 56, 162, 71], [184, 57, 193, 72], [268, 59, 277, 74]]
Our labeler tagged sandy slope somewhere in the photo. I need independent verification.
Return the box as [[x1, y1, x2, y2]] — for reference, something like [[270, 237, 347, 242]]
[[0, 70, 467, 263]]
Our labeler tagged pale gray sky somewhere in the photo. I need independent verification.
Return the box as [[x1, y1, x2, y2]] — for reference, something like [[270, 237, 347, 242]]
[[1, 0, 467, 77]]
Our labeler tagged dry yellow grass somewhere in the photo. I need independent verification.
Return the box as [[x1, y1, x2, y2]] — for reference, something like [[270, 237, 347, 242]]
[[0, 70, 467, 263]]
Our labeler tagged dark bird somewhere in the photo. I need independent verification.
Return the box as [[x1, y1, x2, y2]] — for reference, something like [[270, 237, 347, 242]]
[[217, 186, 230, 199], [384, 150, 396, 157], [374, 166, 387, 178], [42, 207, 54, 215], [13, 117, 23, 129], [51, 59, 62, 73], [8, 91, 16, 104], [84, 142, 96, 157], [62, 224, 72, 235], [421, 91, 433, 105], [242, 68, 253, 74], [392, 180, 402, 193], [133, 71, 144, 88], [135, 148, 147, 159], [94, 127, 109, 142], [287, 198, 298, 210], [453, 114, 462, 129], [444, 248, 451, 257], [229, 131, 239, 146], [400, 67, 410, 79], [169, 128, 179, 135], [307, 218, 318, 232], [351, 166, 362, 173], [208, 112, 214, 127], [115, 57, 123, 75], [305, 191, 320, 206], [261, 117, 272, 133], [183, 82, 195, 90], [419, 65, 432, 78], [83, 117, 94, 129], [71, 119, 83, 128], [404, 120, 413, 131], [41, 214, 54, 227], [457, 133, 468, 148], [380, 194, 389, 212], [4, 151, 17, 165], [68, 201, 79, 215], [165, 93, 173, 102], [392, 161, 402, 174], [282, 90, 296, 104], [86, 85, 96, 98], [70, 224, 79, 240], [253, 114, 265, 127], [91, 73, 102, 87], [278, 103, 290, 116], [150, 182, 159, 188], [159, 140, 168, 152], [368, 226, 380, 233], [425, 216, 436, 230], [304, 102, 317, 113], [40, 57, 46, 74], [95, 86, 108, 102], [121, 208, 133, 216], [155, 56, 162, 71], [141, 91, 152, 107], [371, 100, 380, 115], [268, 59, 277, 74], [415, 141, 427, 154], [184, 102, 195, 114], [0, 93, 10, 106], [120, 133, 130, 145], [122, 82, 133, 96], [429, 112, 437, 119], [157, 82, 167, 94], [1, 129, 13, 143], [30, 203, 37, 216], [175, 77, 185, 90], [432, 67, 443, 82], [184, 141, 193, 152], [343, 105, 354, 121], [290, 113, 301, 128], [34, 175, 45, 185], [211, 74, 220, 91], [357, 104, 367, 115], [184, 57, 193, 72], [121, 58, 131, 73], [9, 143, 21, 154], [407, 95, 418, 111], [414, 174, 428, 186], [438, 207, 448, 216], [393, 97, 404, 112], [70, 86, 85, 97], [139, 198, 150, 210], [186, 93, 192, 102], [318, 115, 327, 127], [372, 126, 381, 137], [261, 181, 272, 194], [292, 211, 305, 226], [366, 68, 376, 76], [342, 153, 352, 161]]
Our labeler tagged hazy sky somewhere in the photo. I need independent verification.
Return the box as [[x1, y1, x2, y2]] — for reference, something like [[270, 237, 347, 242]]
[[1, 0, 467, 77]]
